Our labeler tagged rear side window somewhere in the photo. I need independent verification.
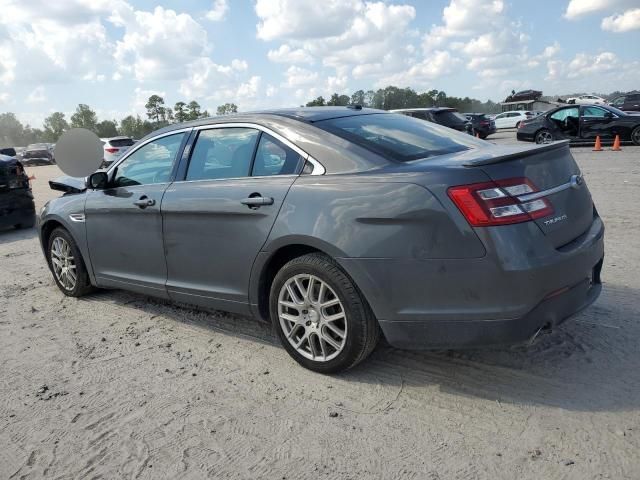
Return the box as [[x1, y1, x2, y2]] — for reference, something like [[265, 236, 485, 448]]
[[316, 113, 478, 162], [550, 107, 579, 121], [109, 138, 135, 148], [628, 94, 640, 101], [434, 111, 466, 123], [186, 128, 260, 181], [252, 134, 303, 177]]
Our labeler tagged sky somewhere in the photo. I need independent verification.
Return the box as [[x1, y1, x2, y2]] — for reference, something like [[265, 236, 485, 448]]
[[1, 0, 639, 128]]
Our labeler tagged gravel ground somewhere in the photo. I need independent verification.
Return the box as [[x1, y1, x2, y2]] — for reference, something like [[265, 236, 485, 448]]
[[1, 136, 639, 479]]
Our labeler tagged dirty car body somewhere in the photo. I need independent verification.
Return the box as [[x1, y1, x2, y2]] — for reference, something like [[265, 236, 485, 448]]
[[38, 108, 604, 369]]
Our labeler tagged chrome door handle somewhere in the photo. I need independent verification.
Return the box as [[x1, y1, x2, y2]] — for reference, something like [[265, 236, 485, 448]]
[[240, 196, 274, 208], [133, 196, 155, 209]]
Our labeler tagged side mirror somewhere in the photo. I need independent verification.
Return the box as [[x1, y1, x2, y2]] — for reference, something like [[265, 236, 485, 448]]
[[87, 171, 108, 190]]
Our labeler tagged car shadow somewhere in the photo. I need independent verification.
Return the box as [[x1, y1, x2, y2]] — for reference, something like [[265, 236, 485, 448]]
[[80, 281, 639, 413], [0, 225, 38, 245]]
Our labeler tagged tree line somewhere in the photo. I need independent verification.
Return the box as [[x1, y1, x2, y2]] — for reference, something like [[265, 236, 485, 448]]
[[305, 87, 501, 113], [0, 96, 239, 147]]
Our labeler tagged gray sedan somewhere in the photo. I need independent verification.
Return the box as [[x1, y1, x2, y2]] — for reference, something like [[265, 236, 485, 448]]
[[38, 107, 604, 373]]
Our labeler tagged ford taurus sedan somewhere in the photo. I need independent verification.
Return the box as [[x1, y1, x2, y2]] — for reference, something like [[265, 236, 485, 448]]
[[38, 107, 604, 373]]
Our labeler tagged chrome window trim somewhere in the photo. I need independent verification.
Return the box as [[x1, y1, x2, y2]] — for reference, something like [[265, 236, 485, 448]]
[[193, 122, 325, 176], [106, 127, 193, 176]]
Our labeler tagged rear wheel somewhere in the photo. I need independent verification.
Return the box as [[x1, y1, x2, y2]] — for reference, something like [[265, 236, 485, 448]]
[[47, 227, 93, 297], [535, 129, 553, 144], [631, 126, 640, 146], [270, 253, 380, 373]]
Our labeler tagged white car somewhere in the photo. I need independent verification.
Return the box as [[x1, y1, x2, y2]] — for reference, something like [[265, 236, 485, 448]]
[[101, 136, 135, 166], [493, 111, 533, 129], [566, 94, 607, 105]]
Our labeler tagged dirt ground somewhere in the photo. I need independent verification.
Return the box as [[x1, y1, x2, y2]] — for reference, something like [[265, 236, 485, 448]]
[[1, 136, 639, 479]]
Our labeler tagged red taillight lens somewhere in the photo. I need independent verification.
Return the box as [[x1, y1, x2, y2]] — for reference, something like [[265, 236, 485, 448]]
[[447, 178, 553, 226], [518, 121, 526, 129], [105, 147, 119, 154]]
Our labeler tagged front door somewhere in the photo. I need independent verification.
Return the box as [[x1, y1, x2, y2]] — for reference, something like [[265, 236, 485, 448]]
[[162, 127, 304, 314], [85, 132, 188, 297], [580, 106, 615, 141]]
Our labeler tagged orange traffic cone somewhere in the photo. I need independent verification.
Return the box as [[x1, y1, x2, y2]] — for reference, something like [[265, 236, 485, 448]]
[[593, 135, 602, 151], [612, 134, 622, 151]]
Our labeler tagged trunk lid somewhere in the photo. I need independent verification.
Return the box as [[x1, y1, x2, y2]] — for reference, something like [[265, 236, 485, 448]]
[[467, 141, 594, 248]]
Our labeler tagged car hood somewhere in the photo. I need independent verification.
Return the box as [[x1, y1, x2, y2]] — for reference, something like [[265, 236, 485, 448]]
[[49, 175, 87, 194]]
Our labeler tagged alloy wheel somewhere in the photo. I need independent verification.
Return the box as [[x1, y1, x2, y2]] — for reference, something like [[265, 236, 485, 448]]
[[50, 237, 77, 291], [632, 127, 640, 146], [536, 130, 553, 144], [278, 274, 347, 362]]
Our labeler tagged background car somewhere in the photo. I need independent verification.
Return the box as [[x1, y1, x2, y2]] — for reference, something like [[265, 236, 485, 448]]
[[391, 107, 472, 134], [610, 92, 640, 112], [0, 147, 17, 157], [493, 110, 533, 129], [566, 94, 607, 105], [517, 104, 640, 145], [463, 113, 496, 139], [22, 143, 55, 165], [39, 107, 603, 373], [0, 152, 35, 229], [101, 136, 135, 166]]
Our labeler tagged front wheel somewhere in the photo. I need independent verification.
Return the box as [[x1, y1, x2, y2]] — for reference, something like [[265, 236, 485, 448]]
[[270, 253, 380, 373], [47, 227, 93, 297], [535, 129, 554, 144], [631, 126, 640, 146]]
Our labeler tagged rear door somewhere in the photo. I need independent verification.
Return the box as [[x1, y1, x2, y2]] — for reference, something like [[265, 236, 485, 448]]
[[162, 126, 305, 314], [476, 144, 594, 248], [580, 106, 615, 141]]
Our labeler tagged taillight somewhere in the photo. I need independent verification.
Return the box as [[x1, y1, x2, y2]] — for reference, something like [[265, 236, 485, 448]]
[[480, 121, 489, 126], [518, 121, 526, 129], [447, 177, 553, 226], [105, 147, 119, 154]]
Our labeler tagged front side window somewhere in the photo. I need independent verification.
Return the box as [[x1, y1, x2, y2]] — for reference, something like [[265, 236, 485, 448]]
[[252, 134, 303, 176], [186, 128, 260, 181], [113, 133, 186, 187], [316, 113, 478, 162], [612, 96, 625, 106], [550, 107, 579, 122]]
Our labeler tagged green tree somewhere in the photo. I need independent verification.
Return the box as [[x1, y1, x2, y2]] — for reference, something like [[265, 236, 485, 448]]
[[95, 120, 119, 138], [70, 104, 98, 131], [326, 93, 350, 106], [119, 115, 155, 139], [145, 95, 166, 122], [43, 112, 69, 142], [174, 101, 188, 123], [186, 101, 202, 120], [305, 96, 326, 107], [216, 103, 238, 115], [350, 90, 365, 106], [0, 112, 25, 146]]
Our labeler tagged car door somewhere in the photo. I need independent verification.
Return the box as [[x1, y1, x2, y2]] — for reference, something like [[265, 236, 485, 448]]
[[624, 94, 640, 111], [547, 106, 580, 140], [580, 106, 616, 141], [161, 126, 305, 315], [85, 131, 188, 297], [494, 113, 508, 129]]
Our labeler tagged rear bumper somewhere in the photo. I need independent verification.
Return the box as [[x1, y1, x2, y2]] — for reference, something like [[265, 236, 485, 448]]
[[338, 216, 604, 349], [516, 131, 535, 142], [379, 262, 602, 349]]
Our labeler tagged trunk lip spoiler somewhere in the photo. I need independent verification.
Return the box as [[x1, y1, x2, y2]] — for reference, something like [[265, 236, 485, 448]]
[[462, 140, 570, 167]]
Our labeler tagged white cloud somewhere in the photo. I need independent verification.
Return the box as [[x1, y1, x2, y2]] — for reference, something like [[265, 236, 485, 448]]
[[113, 6, 210, 82], [283, 66, 319, 87], [267, 45, 313, 64], [26, 86, 46, 103], [564, 0, 636, 19], [255, 0, 361, 41], [602, 8, 640, 32], [206, 0, 228, 22], [377, 50, 460, 88]]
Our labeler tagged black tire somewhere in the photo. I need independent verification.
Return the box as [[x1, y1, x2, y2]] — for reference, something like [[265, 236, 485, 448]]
[[47, 227, 93, 297], [535, 129, 553, 144], [631, 126, 640, 146], [479, 133, 488, 140], [269, 253, 380, 373]]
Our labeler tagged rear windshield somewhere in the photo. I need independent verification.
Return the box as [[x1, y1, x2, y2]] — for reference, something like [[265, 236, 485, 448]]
[[109, 138, 135, 147], [316, 113, 478, 162], [433, 111, 467, 123]]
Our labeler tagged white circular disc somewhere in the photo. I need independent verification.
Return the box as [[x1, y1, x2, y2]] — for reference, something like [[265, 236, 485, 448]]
[[54, 128, 104, 177]]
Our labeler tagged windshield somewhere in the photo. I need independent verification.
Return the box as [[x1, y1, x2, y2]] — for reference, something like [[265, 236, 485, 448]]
[[316, 113, 479, 162]]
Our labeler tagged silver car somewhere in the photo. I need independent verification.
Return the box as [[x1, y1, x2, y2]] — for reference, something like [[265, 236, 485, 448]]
[[39, 107, 604, 373]]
